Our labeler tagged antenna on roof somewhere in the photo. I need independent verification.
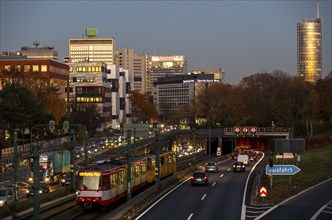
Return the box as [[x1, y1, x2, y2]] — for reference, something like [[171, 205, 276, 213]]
[[316, 0, 320, 18], [33, 40, 40, 48]]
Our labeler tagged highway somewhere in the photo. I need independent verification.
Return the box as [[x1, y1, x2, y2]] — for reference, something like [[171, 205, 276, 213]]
[[136, 159, 254, 220]]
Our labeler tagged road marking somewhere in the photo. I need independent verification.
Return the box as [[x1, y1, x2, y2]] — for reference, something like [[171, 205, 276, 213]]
[[310, 200, 332, 220], [227, 168, 231, 171], [212, 182, 216, 187], [220, 174, 224, 178], [187, 213, 193, 220], [201, 194, 206, 200]]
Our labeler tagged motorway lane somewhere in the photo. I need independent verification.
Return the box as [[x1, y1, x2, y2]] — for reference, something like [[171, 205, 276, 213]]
[[257, 178, 332, 220], [136, 159, 255, 220]]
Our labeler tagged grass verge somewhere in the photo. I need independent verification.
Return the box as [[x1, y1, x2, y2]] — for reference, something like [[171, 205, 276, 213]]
[[254, 142, 332, 206]]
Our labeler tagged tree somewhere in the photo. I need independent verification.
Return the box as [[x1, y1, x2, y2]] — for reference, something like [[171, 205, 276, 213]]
[[128, 91, 157, 123], [0, 82, 46, 148]]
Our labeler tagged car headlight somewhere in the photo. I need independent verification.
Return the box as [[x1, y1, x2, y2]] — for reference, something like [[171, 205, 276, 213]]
[[39, 190, 42, 194], [45, 178, 50, 182], [62, 179, 65, 182], [0, 200, 4, 205], [26, 190, 29, 193]]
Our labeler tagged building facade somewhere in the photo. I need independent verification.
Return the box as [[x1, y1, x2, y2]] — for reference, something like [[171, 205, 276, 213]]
[[0, 57, 69, 100], [115, 48, 149, 94], [68, 30, 115, 65], [152, 74, 222, 124], [149, 55, 187, 92], [66, 62, 112, 131], [297, 4, 322, 83]]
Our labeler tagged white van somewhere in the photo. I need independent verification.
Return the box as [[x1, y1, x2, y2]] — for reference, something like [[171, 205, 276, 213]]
[[237, 154, 250, 166]]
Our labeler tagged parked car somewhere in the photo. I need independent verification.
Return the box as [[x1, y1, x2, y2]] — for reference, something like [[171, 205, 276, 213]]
[[0, 188, 15, 208], [205, 162, 218, 173], [233, 162, 246, 172], [26, 181, 50, 198], [191, 171, 209, 186]]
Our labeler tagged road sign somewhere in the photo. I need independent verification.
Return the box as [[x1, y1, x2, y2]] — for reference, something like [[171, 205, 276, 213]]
[[266, 165, 301, 175], [260, 186, 267, 197]]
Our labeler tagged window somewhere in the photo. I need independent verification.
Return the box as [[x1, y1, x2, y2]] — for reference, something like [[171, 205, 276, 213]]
[[32, 65, 39, 72], [24, 65, 30, 72], [110, 173, 116, 189], [14, 65, 21, 72], [41, 65, 47, 72], [4, 65, 11, 72]]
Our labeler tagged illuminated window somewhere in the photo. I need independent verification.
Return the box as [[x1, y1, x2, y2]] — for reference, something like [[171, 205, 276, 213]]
[[32, 65, 39, 72], [24, 65, 30, 72], [14, 65, 21, 72], [4, 65, 11, 72], [41, 65, 47, 72]]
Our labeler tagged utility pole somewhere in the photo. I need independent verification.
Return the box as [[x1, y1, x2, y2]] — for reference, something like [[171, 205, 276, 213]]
[[127, 130, 132, 201], [13, 132, 19, 213], [193, 128, 196, 163], [208, 126, 211, 160], [155, 131, 160, 183], [70, 129, 76, 192]]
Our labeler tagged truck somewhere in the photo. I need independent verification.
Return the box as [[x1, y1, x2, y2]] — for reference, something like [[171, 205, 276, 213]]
[[29, 150, 71, 185]]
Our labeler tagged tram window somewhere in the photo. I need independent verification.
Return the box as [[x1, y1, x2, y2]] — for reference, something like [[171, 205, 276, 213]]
[[168, 155, 172, 163], [161, 157, 165, 165], [147, 158, 152, 170], [142, 164, 146, 174], [110, 173, 116, 188], [118, 170, 125, 184], [102, 175, 109, 190]]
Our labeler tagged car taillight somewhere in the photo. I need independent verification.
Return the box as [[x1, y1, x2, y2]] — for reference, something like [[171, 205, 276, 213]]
[[203, 176, 207, 180], [191, 176, 194, 179]]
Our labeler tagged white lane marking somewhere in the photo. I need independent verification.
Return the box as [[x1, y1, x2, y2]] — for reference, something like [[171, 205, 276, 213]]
[[310, 200, 332, 220], [135, 177, 190, 219], [241, 152, 265, 220], [201, 194, 207, 200], [220, 174, 224, 178], [227, 168, 231, 171], [212, 182, 216, 187], [187, 213, 194, 220]]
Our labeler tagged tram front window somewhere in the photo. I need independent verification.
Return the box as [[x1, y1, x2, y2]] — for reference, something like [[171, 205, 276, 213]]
[[78, 176, 100, 190]]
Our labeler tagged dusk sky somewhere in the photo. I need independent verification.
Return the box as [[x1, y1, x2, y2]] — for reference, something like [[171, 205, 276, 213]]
[[1, 0, 331, 85]]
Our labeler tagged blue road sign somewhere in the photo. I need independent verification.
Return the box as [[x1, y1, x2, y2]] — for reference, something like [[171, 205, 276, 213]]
[[266, 165, 301, 175]]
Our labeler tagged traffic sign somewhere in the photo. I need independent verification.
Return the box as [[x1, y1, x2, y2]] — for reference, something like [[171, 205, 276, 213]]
[[260, 186, 267, 197], [266, 165, 301, 175]]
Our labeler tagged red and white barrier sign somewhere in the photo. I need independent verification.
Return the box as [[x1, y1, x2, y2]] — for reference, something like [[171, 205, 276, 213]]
[[260, 186, 267, 197]]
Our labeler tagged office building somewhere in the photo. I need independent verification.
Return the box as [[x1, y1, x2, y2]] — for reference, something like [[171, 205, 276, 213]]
[[115, 48, 149, 94], [0, 56, 69, 100], [152, 74, 222, 124], [149, 55, 187, 92], [66, 62, 112, 131], [297, 2, 322, 82], [68, 28, 115, 65]]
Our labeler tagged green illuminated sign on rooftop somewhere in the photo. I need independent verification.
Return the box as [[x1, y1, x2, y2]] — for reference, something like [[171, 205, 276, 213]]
[[86, 28, 98, 37]]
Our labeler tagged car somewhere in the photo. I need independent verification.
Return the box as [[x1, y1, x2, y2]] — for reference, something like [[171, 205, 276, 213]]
[[0, 188, 15, 208], [205, 162, 218, 173], [191, 171, 209, 186], [61, 173, 72, 186], [232, 151, 239, 159], [26, 181, 50, 198], [233, 162, 246, 172], [237, 154, 250, 166]]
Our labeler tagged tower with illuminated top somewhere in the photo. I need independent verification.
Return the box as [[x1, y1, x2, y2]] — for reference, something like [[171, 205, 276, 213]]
[[297, 0, 322, 83]]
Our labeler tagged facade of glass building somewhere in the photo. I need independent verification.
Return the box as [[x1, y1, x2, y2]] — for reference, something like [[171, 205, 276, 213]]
[[297, 16, 322, 83]]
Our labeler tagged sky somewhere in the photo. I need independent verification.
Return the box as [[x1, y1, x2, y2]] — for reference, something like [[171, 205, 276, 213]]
[[0, 0, 331, 85]]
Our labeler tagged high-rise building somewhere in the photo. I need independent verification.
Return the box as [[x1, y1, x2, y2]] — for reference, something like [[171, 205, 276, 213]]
[[68, 28, 115, 65], [149, 55, 187, 92], [115, 48, 149, 94], [297, 1, 322, 82]]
